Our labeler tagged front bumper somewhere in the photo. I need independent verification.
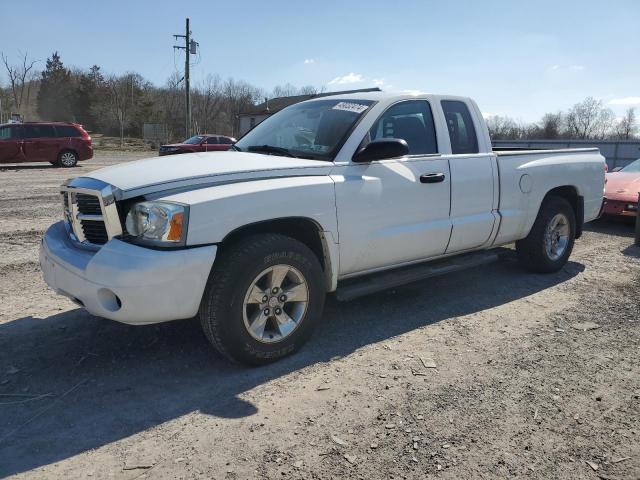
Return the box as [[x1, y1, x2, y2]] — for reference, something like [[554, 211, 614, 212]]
[[40, 221, 217, 325], [602, 198, 639, 217]]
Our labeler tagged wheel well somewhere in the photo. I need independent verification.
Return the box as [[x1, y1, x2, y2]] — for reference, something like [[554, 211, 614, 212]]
[[58, 148, 78, 158], [544, 186, 584, 238], [221, 217, 327, 272]]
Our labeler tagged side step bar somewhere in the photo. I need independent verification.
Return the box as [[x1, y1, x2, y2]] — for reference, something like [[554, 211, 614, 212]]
[[335, 248, 511, 301]]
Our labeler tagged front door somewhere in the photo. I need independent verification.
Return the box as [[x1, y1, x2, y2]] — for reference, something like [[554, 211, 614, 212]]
[[0, 125, 24, 163], [333, 100, 452, 276]]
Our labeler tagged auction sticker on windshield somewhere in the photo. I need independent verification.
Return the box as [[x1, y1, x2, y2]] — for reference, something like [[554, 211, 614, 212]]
[[332, 102, 369, 114]]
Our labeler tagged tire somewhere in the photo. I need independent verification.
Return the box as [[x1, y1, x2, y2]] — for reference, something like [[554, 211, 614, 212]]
[[516, 195, 576, 273], [58, 150, 78, 168], [199, 234, 325, 365]]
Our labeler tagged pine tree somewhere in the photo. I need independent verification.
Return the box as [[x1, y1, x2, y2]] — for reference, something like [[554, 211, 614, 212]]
[[37, 52, 73, 121], [71, 65, 103, 130]]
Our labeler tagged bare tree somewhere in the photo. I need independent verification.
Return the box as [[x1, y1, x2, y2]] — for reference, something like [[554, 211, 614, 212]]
[[223, 78, 263, 137], [103, 74, 140, 147], [485, 115, 524, 140], [614, 108, 637, 140], [157, 72, 186, 141], [271, 83, 300, 98], [0, 51, 38, 117], [271, 83, 322, 98], [565, 97, 616, 139], [192, 74, 223, 134], [538, 112, 563, 139]]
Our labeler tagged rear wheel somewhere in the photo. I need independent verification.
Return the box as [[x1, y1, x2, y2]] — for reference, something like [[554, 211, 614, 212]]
[[516, 195, 576, 273], [58, 150, 78, 167], [199, 234, 325, 365]]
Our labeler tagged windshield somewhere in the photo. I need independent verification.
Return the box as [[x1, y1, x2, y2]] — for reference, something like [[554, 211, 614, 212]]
[[235, 99, 374, 160], [621, 159, 640, 172], [184, 135, 204, 144]]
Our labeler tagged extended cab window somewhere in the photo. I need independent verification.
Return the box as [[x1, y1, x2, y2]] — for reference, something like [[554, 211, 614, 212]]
[[367, 100, 438, 155], [441, 100, 478, 154]]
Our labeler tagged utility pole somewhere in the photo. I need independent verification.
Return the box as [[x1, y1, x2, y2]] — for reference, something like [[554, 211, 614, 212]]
[[174, 18, 197, 138]]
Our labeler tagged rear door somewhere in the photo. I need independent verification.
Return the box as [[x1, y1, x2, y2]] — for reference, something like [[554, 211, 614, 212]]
[[23, 125, 58, 162], [0, 125, 25, 163], [440, 100, 497, 253], [205, 136, 229, 151], [333, 100, 452, 275]]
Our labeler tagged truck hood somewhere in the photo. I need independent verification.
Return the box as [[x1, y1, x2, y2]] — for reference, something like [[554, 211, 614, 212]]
[[605, 171, 640, 201], [86, 151, 333, 199]]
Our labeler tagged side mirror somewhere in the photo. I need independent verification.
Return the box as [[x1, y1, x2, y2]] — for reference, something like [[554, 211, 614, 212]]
[[352, 138, 409, 163], [612, 167, 623, 172]]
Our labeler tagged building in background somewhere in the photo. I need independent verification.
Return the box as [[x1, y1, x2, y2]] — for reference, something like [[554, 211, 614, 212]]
[[237, 87, 381, 137]]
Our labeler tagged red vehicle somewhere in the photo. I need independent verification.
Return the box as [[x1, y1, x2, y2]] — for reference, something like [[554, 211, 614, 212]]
[[0, 122, 93, 167], [158, 134, 236, 156], [603, 159, 640, 217]]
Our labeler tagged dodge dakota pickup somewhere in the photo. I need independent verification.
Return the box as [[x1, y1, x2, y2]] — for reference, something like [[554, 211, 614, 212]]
[[40, 92, 605, 364]]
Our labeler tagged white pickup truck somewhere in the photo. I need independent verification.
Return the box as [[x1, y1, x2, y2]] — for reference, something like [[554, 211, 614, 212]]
[[40, 92, 605, 364]]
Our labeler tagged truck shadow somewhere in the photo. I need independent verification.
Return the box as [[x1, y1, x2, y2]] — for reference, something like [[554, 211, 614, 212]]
[[0, 258, 584, 477]]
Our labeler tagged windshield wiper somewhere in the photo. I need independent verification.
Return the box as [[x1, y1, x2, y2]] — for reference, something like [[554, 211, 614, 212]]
[[247, 145, 298, 158], [230, 144, 242, 152]]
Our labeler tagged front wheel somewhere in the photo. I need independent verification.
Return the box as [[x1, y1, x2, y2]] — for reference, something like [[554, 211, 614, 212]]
[[199, 234, 325, 365], [516, 195, 576, 273]]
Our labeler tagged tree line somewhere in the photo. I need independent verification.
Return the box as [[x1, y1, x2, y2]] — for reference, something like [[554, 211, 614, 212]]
[[1, 51, 637, 145], [0, 51, 320, 145], [486, 98, 637, 141]]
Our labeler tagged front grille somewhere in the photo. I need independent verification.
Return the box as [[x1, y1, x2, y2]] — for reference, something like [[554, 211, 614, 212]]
[[81, 219, 109, 244], [61, 179, 123, 247], [76, 193, 102, 215], [75, 193, 108, 243]]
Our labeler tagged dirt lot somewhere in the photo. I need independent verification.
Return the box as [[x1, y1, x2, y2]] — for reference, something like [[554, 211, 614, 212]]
[[0, 152, 639, 479]]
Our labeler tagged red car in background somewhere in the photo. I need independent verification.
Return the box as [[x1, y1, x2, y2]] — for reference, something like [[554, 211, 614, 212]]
[[603, 158, 640, 217], [158, 134, 236, 156], [0, 122, 93, 167]]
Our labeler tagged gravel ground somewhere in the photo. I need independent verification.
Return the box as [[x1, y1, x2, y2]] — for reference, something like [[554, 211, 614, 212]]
[[0, 152, 639, 479]]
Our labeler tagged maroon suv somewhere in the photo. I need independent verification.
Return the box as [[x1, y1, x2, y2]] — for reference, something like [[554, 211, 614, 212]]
[[0, 122, 93, 167], [159, 134, 236, 156]]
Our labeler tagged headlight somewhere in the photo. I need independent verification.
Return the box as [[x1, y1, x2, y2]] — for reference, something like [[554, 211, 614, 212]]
[[125, 201, 188, 246]]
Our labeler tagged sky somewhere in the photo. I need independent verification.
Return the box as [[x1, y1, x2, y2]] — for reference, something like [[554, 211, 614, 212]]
[[1, 0, 638, 122]]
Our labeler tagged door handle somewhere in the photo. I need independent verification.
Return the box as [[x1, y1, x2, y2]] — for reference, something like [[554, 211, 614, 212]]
[[420, 173, 446, 184]]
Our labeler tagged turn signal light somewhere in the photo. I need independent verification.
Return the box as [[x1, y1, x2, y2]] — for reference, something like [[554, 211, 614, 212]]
[[167, 212, 184, 241]]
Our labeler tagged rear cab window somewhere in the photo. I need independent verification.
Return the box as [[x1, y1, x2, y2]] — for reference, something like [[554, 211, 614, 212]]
[[441, 100, 478, 154], [366, 100, 438, 155]]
